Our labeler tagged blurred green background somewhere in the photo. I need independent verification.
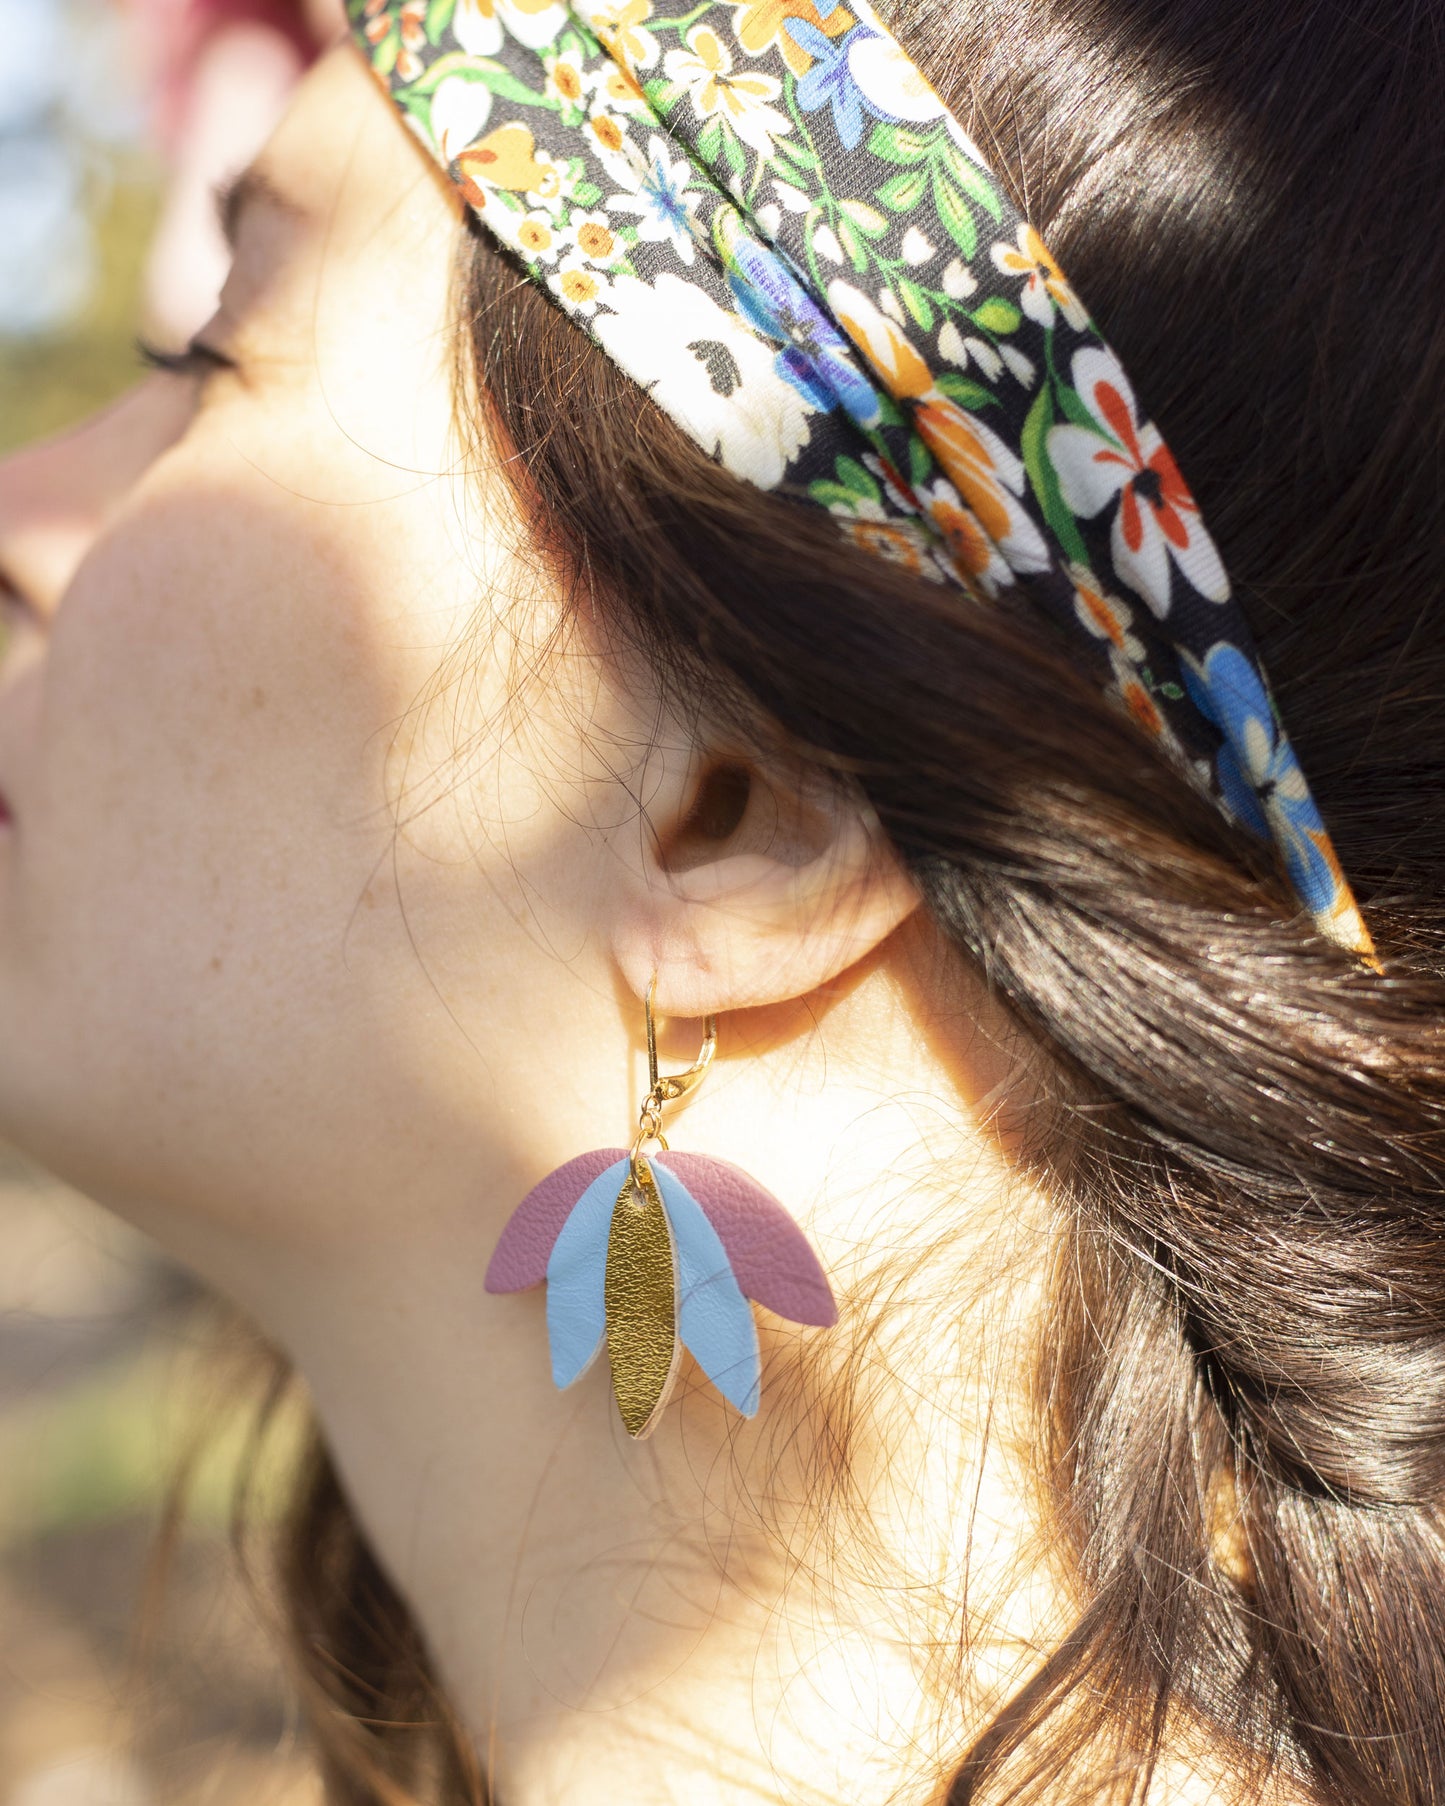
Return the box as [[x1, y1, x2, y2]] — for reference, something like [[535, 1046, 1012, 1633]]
[[1, 5, 312, 1800]]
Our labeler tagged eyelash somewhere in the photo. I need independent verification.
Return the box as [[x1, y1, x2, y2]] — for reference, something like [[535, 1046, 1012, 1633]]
[[136, 337, 238, 382]]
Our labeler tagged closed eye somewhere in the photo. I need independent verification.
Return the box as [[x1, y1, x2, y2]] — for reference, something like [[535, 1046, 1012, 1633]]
[[136, 336, 238, 382]]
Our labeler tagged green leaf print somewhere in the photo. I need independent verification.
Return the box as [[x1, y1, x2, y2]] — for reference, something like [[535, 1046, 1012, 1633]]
[[933, 178, 977, 258], [876, 167, 929, 212], [935, 371, 998, 411], [833, 456, 880, 501], [907, 433, 933, 490], [427, 0, 458, 41], [840, 199, 889, 239], [899, 278, 935, 329], [971, 297, 1021, 335], [867, 122, 933, 165], [1056, 381, 1107, 435], [941, 143, 1003, 221], [696, 115, 723, 161], [836, 213, 869, 272], [1021, 385, 1089, 565], [406, 51, 490, 95]]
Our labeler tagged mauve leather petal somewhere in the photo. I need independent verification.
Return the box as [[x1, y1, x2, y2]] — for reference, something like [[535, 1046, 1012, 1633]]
[[485, 1148, 629, 1293], [654, 1152, 838, 1328]]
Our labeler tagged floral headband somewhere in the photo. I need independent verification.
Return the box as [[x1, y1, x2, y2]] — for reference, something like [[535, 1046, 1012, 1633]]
[[348, 0, 1374, 962]]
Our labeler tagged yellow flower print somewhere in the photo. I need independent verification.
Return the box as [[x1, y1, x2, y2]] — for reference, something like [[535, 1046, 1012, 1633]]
[[516, 211, 561, 260], [724, 0, 852, 76], [569, 211, 621, 263], [989, 223, 1089, 330], [661, 26, 793, 156], [456, 122, 551, 193], [585, 0, 661, 74], [551, 255, 609, 315]]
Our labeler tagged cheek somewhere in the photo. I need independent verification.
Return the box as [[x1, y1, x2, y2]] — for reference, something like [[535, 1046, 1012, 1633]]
[[0, 425, 602, 1241]]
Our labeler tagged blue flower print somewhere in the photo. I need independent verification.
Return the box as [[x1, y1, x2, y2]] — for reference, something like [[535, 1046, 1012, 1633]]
[[721, 225, 883, 426], [786, 20, 874, 150], [1183, 642, 1343, 919]]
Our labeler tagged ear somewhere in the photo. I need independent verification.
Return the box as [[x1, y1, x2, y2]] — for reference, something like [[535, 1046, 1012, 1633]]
[[608, 741, 921, 1019]]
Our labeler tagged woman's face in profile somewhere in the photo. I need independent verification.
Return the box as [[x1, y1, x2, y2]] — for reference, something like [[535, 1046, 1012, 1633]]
[[0, 50, 641, 1274]]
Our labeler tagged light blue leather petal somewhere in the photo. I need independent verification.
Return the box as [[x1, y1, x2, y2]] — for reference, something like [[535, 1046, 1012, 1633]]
[[652, 1162, 761, 1418], [545, 1156, 629, 1390]]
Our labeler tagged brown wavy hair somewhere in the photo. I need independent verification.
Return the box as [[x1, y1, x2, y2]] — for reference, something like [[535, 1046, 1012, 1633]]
[[233, 0, 1445, 1800]]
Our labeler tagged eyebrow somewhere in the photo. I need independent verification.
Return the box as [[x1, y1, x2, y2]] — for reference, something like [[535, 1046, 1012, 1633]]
[[215, 167, 302, 253]]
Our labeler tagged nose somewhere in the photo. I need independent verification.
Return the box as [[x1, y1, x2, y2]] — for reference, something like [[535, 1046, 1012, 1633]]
[[0, 375, 197, 623]]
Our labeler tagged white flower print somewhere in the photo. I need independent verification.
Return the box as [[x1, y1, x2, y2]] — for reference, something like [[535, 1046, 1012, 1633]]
[[452, 0, 502, 54], [428, 76, 494, 162], [454, 0, 571, 53], [998, 344, 1035, 385], [578, 0, 661, 73], [772, 177, 811, 213], [592, 274, 815, 488], [514, 209, 563, 263], [662, 25, 793, 156], [607, 134, 705, 264], [941, 257, 977, 299], [812, 223, 845, 264], [989, 222, 1089, 330], [1048, 346, 1231, 617], [900, 224, 935, 265], [543, 46, 590, 110], [846, 28, 948, 123]]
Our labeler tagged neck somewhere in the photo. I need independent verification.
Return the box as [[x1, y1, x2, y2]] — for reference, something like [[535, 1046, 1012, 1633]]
[[220, 932, 1063, 1804]]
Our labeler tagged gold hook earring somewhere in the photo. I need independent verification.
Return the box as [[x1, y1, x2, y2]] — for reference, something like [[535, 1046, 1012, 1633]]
[[632, 974, 717, 1173], [485, 976, 837, 1439]]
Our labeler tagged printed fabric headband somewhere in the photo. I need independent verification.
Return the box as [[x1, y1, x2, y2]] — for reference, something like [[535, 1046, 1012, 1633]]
[[349, 0, 1374, 962]]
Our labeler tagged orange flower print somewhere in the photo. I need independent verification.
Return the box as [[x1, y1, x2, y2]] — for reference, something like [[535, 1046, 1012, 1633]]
[[826, 279, 933, 400], [913, 400, 1050, 590], [572, 215, 619, 261], [843, 518, 928, 573], [989, 223, 1089, 330], [1069, 562, 1146, 663], [724, 0, 852, 75], [398, 1, 426, 49], [544, 49, 587, 106]]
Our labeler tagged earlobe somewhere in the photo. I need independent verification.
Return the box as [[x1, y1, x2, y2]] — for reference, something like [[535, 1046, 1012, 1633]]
[[611, 754, 920, 1018]]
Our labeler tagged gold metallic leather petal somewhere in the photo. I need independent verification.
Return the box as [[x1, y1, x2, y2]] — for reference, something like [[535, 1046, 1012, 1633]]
[[605, 1158, 678, 1439]]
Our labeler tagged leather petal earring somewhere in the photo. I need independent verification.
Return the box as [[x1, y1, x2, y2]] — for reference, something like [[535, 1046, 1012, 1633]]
[[486, 979, 838, 1439]]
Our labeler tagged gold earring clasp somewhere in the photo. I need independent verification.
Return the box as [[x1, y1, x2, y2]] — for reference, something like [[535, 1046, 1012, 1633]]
[[631, 976, 717, 1171], [644, 974, 717, 1104]]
